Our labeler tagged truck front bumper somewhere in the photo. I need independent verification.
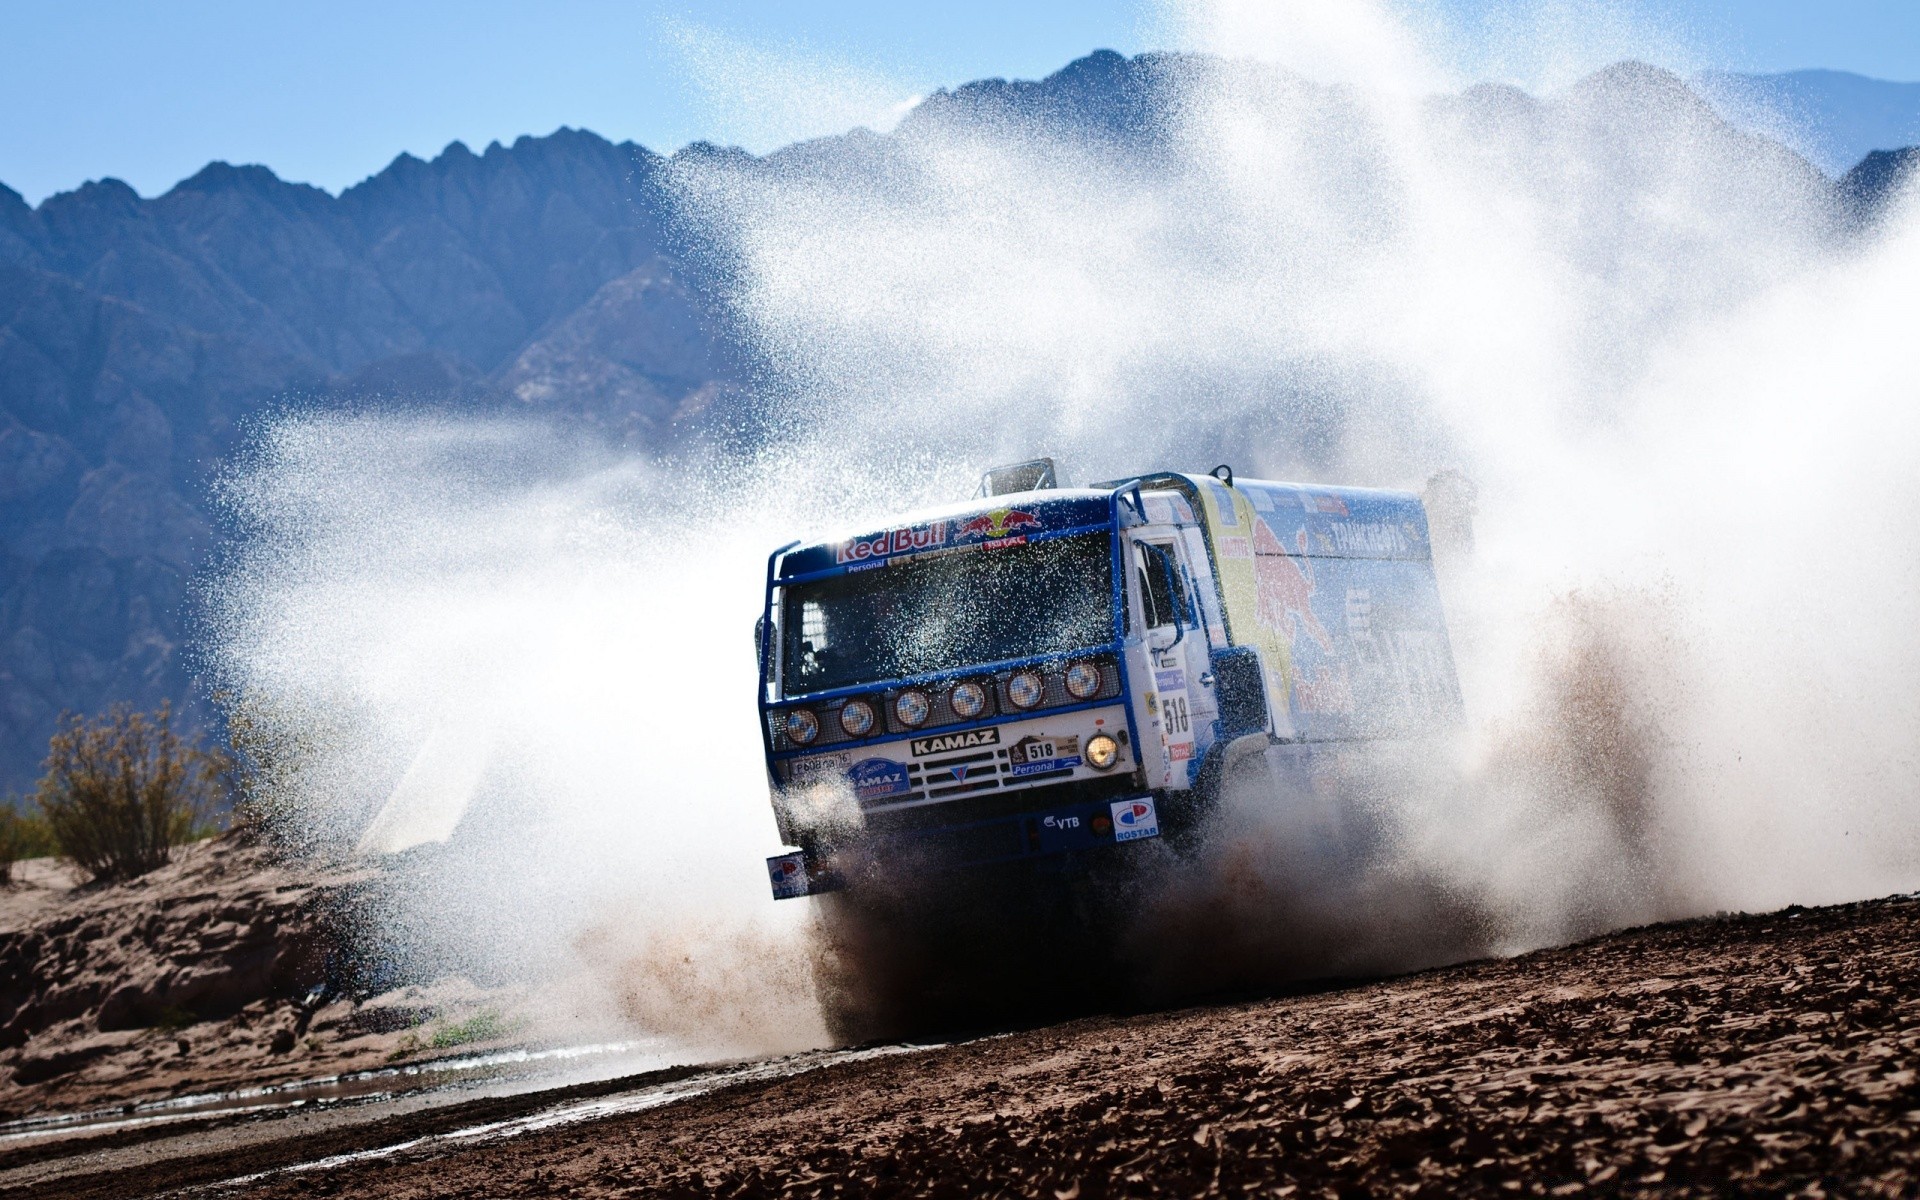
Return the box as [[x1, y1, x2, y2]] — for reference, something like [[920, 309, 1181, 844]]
[[767, 791, 1166, 900]]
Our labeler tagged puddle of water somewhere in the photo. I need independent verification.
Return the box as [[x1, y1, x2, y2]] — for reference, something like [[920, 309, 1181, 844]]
[[0, 1039, 672, 1145], [207, 1042, 938, 1192]]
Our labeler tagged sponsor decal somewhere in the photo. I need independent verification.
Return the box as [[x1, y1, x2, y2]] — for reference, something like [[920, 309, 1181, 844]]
[[1201, 479, 1239, 526], [955, 507, 1042, 540], [1154, 668, 1186, 692], [1111, 797, 1161, 842], [1009, 734, 1082, 777], [768, 853, 810, 900], [1253, 518, 1334, 653], [1323, 520, 1412, 557], [910, 727, 1000, 756], [836, 523, 948, 565], [1306, 492, 1350, 516], [1143, 494, 1195, 525], [1159, 680, 1194, 766], [1243, 484, 1299, 512], [1294, 662, 1357, 715], [847, 757, 912, 801], [1042, 813, 1082, 829]]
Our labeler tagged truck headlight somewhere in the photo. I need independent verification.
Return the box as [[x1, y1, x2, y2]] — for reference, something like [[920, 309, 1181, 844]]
[[786, 708, 820, 745], [1064, 661, 1102, 700], [894, 689, 931, 727], [1007, 670, 1044, 710], [1085, 733, 1119, 770], [950, 681, 988, 719], [839, 699, 876, 738]]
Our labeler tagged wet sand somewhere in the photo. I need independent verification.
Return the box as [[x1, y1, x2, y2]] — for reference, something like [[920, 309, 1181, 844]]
[[9, 891, 1920, 1198]]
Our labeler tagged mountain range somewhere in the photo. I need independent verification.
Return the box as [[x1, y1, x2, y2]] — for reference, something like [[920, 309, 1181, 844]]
[[2, 51, 1918, 794], [1699, 70, 1920, 177]]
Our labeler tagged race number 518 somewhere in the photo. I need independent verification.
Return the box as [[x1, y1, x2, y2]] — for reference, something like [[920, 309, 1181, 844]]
[[1164, 695, 1190, 736]]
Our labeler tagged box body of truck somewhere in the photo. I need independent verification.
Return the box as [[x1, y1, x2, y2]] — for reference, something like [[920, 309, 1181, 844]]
[[757, 469, 1463, 899]]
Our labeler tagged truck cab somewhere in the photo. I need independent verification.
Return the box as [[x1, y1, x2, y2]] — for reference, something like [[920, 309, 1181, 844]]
[[758, 461, 1463, 899]]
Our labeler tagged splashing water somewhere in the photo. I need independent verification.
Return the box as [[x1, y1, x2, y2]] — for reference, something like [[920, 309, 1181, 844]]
[[210, 0, 1920, 1051]]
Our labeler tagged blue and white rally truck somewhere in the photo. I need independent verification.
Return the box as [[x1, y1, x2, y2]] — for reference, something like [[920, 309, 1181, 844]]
[[758, 459, 1465, 903]]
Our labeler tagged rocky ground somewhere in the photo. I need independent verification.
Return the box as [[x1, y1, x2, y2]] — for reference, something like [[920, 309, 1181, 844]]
[[0, 836, 527, 1119], [8, 885, 1920, 1197]]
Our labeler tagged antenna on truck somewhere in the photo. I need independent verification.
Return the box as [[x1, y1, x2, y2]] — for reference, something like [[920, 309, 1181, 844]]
[[977, 458, 1058, 497]]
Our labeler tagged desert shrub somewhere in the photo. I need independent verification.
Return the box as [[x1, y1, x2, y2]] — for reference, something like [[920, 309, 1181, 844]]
[[218, 690, 328, 847], [0, 803, 56, 884], [35, 703, 228, 882]]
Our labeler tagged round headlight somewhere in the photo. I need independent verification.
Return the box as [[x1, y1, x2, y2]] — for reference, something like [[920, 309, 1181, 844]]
[[839, 699, 876, 738], [950, 681, 989, 719], [1085, 733, 1120, 770], [1007, 670, 1045, 710], [1064, 661, 1102, 700], [894, 689, 931, 728], [786, 708, 820, 745]]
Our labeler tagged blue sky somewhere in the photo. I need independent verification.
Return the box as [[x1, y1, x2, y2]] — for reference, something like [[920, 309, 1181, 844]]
[[3, 0, 1918, 205]]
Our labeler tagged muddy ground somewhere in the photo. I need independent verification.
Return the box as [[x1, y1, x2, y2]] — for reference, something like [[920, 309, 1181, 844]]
[[9, 890, 1920, 1197]]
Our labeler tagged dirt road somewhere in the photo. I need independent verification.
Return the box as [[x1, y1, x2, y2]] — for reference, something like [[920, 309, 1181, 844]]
[[9, 891, 1920, 1198]]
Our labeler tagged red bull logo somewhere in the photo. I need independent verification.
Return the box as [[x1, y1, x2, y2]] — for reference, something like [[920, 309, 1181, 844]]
[[836, 522, 947, 564], [955, 507, 1042, 539], [1253, 518, 1334, 652]]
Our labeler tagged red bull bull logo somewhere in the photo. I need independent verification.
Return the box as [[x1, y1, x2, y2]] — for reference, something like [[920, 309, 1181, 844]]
[[1253, 518, 1334, 652], [955, 507, 1042, 539]]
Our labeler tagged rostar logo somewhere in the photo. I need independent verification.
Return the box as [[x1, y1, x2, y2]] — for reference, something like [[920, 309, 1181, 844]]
[[1110, 797, 1160, 843], [954, 508, 1042, 539]]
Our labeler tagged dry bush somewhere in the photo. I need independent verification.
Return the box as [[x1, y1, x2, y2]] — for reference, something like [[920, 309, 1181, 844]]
[[35, 703, 227, 882], [217, 690, 329, 847], [1, 803, 55, 885]]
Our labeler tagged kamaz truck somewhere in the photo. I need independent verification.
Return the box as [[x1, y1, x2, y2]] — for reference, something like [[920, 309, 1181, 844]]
[[758, 459, 1465, 903]]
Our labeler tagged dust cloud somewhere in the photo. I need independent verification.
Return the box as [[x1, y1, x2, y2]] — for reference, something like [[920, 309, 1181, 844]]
[[208, 0, 1920, 1048], [673, 0, 1920, 988]]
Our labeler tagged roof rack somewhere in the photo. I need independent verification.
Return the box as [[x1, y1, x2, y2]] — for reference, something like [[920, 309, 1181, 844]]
[[976, 457, 1057, 498]]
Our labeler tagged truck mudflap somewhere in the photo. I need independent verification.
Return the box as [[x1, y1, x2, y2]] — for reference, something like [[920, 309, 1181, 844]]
[[767, 851, 845, 900], [768, 794, 1164, 899]]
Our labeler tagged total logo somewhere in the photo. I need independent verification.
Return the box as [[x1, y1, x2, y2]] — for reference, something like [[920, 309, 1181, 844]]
[[1110, 797, 1161, 843], [955, 507, 1042, 539]]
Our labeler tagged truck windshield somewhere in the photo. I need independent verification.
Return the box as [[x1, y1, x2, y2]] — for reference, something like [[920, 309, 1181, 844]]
[[781, 532, 1115, 695]]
